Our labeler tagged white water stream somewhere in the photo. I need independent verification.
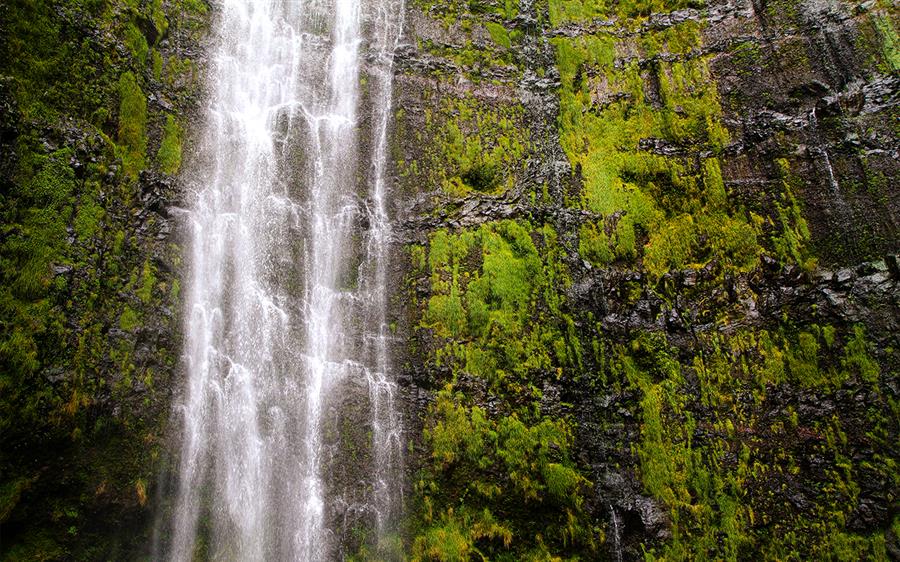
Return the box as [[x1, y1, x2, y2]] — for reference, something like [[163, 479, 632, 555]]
[[164, 0, 404, 558]]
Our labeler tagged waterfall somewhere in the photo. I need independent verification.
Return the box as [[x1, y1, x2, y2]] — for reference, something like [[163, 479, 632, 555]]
[[362, 0, 405, 535], [163, 0, 404, 558]]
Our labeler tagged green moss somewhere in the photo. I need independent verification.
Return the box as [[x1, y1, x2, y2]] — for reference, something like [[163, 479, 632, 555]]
[[730, 40, 762, 75], [422, 221, 579, 390], [411, 505, 511, 561], [617, 325, 892, 559], [180, 0, 209, 16], [150, 0, 169, 39], [3, 0, 115, 120], [117, 71, 147, 176], [0, 0, 206, 555], [136, 260, 157, 304], [578, 222, 614, 266], [871, 14, 899, 71], [410, 0, 522, 82], [485, 22, 511, 48], [151, 49, 164, 81], [410, 244, 427, 273], [643, 214, 697, 277], [771, 158, 815, 269], [554, 13, 771, 279], [165, 55, 197, 87], [412, 387, 598, 560], [414, 0, 517, 23], [5, 149, 75, 300], [124, 23, 149, 67], [413, 220, 596, 557], [549, 0, 608, 25], [424, 96, 530, 195], [157, 114, 183, 175], [119, 306, 141, 331], [841, 325, 881, 384], [549, 0, 698, 26], [74, 194, 105, 242]]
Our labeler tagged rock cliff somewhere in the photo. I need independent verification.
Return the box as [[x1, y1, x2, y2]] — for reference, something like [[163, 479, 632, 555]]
[[0, 0, 896, 559]]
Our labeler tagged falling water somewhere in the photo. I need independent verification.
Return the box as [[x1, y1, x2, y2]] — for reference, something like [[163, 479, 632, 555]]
[[609, 504, 623, 562], [361, 0, 405, 534], [164, 0, 404, 558], [807, 110, 851, 220]]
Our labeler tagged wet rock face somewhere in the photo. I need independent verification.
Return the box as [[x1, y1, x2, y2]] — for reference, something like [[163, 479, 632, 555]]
[[705, 0, 899, 265], [0, 0, 209, 557], [392, 0, 897, 558], [0, 0, 896, 557]]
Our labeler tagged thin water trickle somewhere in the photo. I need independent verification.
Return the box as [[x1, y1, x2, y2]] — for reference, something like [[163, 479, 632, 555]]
[[609, 504, 623, 562], [164, 0, 404, 558], [808, 110, 851, 220]]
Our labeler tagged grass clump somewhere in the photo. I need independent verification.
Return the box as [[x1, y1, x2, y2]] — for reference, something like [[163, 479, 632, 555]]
[[157, 114, 183, 174], [117, 71, 147, 176], [411, 386, 598, 560]]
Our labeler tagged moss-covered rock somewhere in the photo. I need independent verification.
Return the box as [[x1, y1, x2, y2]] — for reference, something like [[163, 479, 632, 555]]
[[0, 0, 208, 557], [394, 0, 898, 559]]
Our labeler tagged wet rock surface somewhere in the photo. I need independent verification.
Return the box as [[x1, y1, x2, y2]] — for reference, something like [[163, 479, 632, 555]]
[[391, 0, 897, 558], [0, 0, 209, 557]]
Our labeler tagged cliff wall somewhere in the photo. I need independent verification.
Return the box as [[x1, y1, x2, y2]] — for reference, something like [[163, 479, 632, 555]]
[[390, 0, 899, 558], [0, 0, 896, 559]]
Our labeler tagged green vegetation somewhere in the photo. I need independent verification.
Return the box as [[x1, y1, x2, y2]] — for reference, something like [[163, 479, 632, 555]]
[[403, 2, 896, 557], [410, 221, 597, 558], [421, 221, 580, 390], [412, 387, 598, 560], [599, 325, 897, 559], [117, 71, 147, 176], [0, 147, 74, 416], [157, 114, 184, 175], [151, 49, 164, 80], [549, 0, 817, 278], [416, 36, 520, 81], [0, 0, 206, 556], [414, 0, 518, 24], [552, 18, 766, 278], [485, 22, 511, 49], [875, 16, 900, 70], [408, 214, 895, 559], [771, 158, 815, 269], [548, 0, 698, 26], [409, 0, 523, 81], [124, 22, 149, 67], [119, 306, 141, 331], [419, 96, 530, 195]]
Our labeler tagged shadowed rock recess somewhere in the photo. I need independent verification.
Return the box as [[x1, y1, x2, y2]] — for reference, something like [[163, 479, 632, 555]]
[[0, 0, 896, 559]]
